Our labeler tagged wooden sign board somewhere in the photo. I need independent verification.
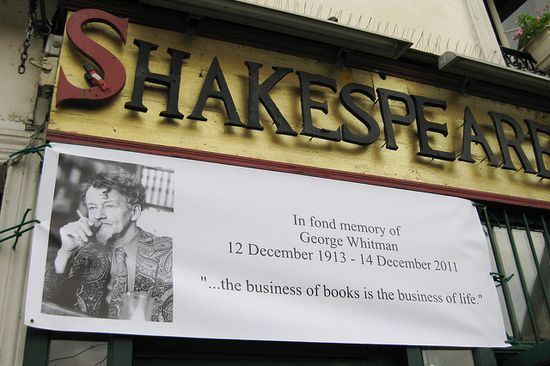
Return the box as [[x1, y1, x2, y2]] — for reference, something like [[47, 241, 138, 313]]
[[49, 11, 550, 208]]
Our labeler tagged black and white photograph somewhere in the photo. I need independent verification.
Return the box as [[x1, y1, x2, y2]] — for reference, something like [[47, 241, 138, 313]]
[[41, 153, 175, 322]]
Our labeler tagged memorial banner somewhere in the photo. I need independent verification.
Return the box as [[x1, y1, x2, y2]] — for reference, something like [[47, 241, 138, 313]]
[[25, 143, 507, 347]]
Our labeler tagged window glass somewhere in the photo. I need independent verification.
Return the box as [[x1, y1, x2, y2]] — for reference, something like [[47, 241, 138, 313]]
[[530, 231, 550, 300], [48, 340, 107, 366], [422, 349, 474, 366], [513, 229, 550, 339], [494, 227, 536, 340], [485, 227, 514, 336]]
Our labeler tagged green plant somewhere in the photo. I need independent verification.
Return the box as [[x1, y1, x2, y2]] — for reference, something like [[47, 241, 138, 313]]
[[513, 4, 550, 49]]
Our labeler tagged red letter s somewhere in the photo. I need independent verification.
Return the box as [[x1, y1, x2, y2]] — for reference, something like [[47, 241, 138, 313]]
[[56, 9, 128, 105]]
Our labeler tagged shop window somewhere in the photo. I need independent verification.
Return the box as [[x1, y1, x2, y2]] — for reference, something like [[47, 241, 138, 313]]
[[131, 338, 408, 365], [48, 340, 107, 365], [422, 349, 475, 366], [480, 204, 550, 348]]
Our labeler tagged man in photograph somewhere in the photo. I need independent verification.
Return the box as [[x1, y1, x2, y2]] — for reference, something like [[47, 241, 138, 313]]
[[43, 167, 173, 322]]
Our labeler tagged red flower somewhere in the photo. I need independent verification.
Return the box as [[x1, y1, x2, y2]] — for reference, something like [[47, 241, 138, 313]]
[[513, 27, 524, 40]]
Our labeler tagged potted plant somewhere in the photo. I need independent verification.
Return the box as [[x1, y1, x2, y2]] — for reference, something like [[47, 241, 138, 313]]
[[513, 5, 550, 72]]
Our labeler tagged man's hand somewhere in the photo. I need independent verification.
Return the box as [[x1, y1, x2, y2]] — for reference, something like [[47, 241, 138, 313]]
[[54, 217, 95, 273]]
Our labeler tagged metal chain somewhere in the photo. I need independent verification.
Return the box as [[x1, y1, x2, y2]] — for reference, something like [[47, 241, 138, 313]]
[[18, 0, 38, 75], [18, 18, 34, 74]]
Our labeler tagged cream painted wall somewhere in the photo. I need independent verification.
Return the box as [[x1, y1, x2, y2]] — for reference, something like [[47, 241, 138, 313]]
[[0, 0, 45, 125], [236, 0, 504, 63], [0, 0, 51, 365]]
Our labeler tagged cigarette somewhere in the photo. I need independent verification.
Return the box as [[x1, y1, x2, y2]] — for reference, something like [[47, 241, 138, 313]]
[[76, 209, 84, 218]]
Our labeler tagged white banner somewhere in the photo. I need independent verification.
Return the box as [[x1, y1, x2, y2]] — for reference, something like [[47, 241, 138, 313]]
[[25, 143, 507, 347]]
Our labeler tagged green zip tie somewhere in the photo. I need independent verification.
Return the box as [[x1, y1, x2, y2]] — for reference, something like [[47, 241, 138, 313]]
[[0, 208, 40, 250], [505, 334, 522, 346], [9, 143, 51, 161], [491, 272, 514, 287]]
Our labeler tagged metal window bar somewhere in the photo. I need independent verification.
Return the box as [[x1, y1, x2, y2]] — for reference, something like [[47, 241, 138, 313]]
[[481, 206, 520, 339], [542, 215, 550, 255], [483, 204, 550, 345], [522, 213, 550, 323], [503, 210, 541, 343]]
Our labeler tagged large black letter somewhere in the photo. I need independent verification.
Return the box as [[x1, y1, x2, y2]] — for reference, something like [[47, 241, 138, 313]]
[[376, 88, 415, 150], [411, 95, 456, 161], [339, 83, 380, 146], [459, 107, 498, 166], [296, 71, 341, 142], [245, 62, 296, 136], [525, 119, 550, 178], [490, 112, 536, 173], [125, 39, 189, 119], [188, 57, 245, 127]]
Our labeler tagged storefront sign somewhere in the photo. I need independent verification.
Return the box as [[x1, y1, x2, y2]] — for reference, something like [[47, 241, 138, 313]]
[[25, 143, 506, 347], [49, 10, 550, 206]]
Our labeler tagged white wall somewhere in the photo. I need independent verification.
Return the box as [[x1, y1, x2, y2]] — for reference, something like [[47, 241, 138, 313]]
[[237, 0, 504, 63]]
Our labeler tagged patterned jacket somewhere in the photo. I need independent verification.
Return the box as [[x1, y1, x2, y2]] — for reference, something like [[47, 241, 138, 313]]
[[43, 228, 173, 322]]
